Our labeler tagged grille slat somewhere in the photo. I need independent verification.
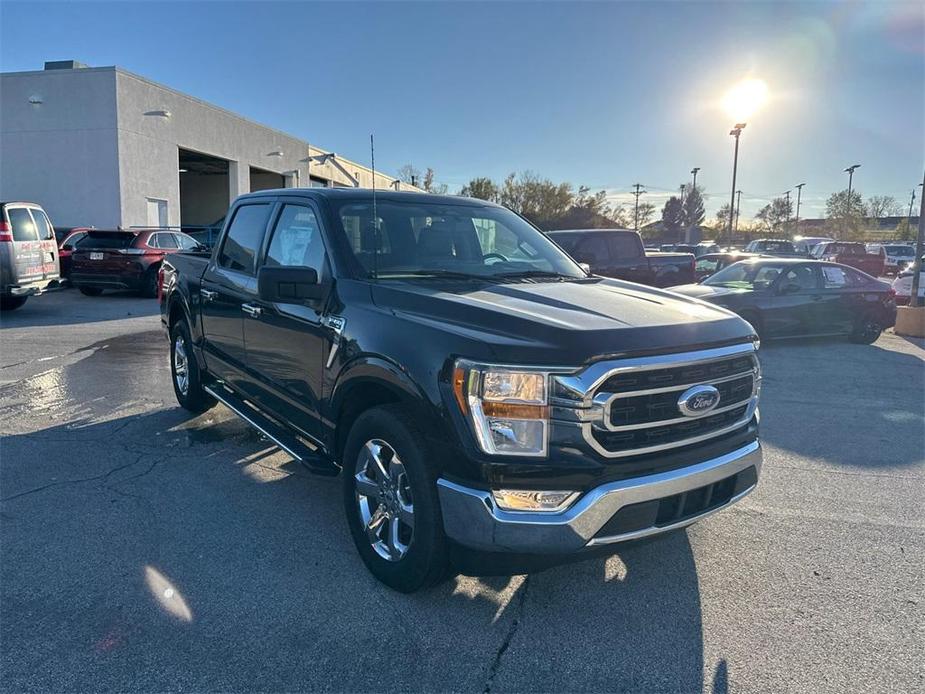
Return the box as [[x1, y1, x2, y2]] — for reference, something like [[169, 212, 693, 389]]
[[600, 355, 755, 394]]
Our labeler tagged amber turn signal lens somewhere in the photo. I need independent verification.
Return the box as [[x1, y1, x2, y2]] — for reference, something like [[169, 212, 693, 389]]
[[481, 402, 548, 419], [453, 366, 468, 415]]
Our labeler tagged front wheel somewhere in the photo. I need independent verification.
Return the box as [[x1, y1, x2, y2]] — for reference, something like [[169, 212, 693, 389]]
[[0, 296, 27, 311], [170, 319, 216, 412], [342, 405, 450, 592], [850, 316, 882, 344]]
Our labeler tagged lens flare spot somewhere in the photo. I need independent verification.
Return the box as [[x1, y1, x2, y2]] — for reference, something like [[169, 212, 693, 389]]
[[723, 78, 769, 121], [144, 566, 193, 623]]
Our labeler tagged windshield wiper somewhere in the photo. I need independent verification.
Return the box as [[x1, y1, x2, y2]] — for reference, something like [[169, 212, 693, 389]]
[[494, 269, 576, 280]]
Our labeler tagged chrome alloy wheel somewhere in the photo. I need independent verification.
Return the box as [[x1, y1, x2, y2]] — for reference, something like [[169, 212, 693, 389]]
[[354, 439, 415, 561], [173, 334, 190, 396]]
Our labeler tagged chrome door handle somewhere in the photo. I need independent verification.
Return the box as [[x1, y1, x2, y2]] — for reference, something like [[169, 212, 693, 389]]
[[201, 289, 218, 302], [241, 303, 263, 318]]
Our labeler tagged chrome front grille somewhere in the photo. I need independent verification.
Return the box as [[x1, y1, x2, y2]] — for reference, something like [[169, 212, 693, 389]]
[[550, 343, 760, 458]]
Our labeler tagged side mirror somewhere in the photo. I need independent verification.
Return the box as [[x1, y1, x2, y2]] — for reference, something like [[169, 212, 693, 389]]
[[579, 262, 591, 274], [258, 265, 324, 304]]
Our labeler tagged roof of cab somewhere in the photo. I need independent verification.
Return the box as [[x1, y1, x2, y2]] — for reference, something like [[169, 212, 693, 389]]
[[234, 188, 504, 208]]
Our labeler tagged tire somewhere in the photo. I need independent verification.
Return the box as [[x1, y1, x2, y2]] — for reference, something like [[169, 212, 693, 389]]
[[141, 267, 159, 298], [79, 286, 104, 297], [0, 296, 28, 311], [342, 404, 450, 592], [850, 316, 882, 344], [169, 319, 216, 412]]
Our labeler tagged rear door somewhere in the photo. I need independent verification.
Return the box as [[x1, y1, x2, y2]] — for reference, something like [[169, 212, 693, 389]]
[[30, 208, 60, 281], [4, 206, 46, 286], [200, 202, 272, 389], [817, 264, 856, 334], [607, 232, 652, 284], [242, 201, 331, 438]]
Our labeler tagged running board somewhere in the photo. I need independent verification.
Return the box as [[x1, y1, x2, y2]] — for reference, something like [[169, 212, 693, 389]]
[[204, 384, 339, 476]]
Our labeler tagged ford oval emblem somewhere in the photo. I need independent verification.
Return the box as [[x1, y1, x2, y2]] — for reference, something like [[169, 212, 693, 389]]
[[677, 385, 721, 417]]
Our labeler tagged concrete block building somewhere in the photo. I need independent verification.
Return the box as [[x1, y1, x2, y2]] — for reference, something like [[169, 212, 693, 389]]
[[0, 61, 418, 230]]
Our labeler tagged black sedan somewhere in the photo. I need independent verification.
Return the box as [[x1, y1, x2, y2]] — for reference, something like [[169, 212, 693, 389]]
[[670, 258, 896, 343]]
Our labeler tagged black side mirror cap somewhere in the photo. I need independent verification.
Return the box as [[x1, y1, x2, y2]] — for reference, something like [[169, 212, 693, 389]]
[[258, 265, 324, 303]]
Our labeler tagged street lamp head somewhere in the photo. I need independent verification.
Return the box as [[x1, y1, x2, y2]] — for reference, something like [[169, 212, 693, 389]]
[[735, 123, 747, 130], [691, 167, 700, 174], [844, 164, 860, 173]]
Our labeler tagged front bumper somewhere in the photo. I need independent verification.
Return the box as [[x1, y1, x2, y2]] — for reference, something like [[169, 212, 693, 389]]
[[437, 440, 761, 553]]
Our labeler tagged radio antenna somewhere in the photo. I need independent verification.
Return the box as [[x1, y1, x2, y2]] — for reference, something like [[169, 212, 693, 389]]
[[370, 133, 379, 281]]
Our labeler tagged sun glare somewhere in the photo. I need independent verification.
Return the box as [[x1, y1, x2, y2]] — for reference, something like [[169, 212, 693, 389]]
[[722, 78, 769, 121]]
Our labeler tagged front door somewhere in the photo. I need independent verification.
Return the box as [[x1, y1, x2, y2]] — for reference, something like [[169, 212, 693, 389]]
[[242, 202, 331, 440], [146, 198, 168, 228], [764, 264, 821, 337], [200, 202, 272, 388]]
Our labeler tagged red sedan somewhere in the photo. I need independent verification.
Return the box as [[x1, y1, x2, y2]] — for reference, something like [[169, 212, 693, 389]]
[[71, 229, 201, 297]]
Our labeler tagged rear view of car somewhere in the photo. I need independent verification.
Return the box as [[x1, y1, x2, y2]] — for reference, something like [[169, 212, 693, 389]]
[[0, 202, 63, 311], [71, 229, 199, 297]]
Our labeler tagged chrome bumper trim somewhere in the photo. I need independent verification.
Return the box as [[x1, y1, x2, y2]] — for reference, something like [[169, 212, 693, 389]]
[[437, 440, 761, 553]]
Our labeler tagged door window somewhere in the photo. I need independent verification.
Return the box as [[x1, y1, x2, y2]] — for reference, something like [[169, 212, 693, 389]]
[[696, 258, 719, 274], [30, 209, 54, 240], [780, 265, 818, 291], [6, 208, 38, 242], [152, 233, 178, 249], [218, 204, 271, 274], [822, 266, 849, 288], [608, 234, 643, 259], [176, 234, 199, 250], [573, 235, 610, 264], [265, 205, 326, 269]]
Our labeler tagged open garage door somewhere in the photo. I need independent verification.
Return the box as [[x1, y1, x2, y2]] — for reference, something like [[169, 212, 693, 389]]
[[250, 166, 285, 192], [179, 148, 230, 227]]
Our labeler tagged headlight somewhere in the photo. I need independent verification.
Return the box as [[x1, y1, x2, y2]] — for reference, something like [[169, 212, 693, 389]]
[[453, 361, 549, 457]]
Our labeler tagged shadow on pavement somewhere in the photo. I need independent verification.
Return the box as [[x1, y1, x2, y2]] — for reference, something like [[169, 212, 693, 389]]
[[757, 335, 924, 468], [1, 403, 706, 692]]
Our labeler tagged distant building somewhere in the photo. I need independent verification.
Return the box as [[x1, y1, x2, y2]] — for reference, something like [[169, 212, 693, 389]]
[[1, 61, 420, 229]]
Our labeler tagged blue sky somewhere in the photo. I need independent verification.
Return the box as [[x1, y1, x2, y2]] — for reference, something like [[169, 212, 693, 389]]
[[2, 1, 923, 220]]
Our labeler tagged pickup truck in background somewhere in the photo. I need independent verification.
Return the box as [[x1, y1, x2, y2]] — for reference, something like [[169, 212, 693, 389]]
[[160, 189, 761, 592], [812, 241, 885, 277], [545, 228, 695, 287]]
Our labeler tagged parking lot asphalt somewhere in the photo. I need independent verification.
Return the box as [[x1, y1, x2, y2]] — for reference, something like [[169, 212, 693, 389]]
[[1, 290, 923, 693]]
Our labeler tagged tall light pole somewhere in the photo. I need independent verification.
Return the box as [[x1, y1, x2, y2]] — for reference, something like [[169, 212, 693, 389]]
[[911, 172, 924, 308], [845, 164, 861, 197], [690, 167, 700, 192], [794, 183, 806, 238], [726, 123, 746, 243], [735, 189, 742, 239]]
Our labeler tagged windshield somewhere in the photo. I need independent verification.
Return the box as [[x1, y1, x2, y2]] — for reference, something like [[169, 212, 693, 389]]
[[759, 241, 795, 252], [703, 261, 786, 290], [333, 200, 586, 280], [885, 245, 914, 256], [74, 231, 137, 249]]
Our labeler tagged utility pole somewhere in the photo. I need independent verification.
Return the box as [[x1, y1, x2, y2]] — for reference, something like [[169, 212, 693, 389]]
[[727, 123, 746, 244], [632, 183, 646, 231], [794, 183, 806, 238], [680, 184, 686, 204], [911, 171, 924, 308], [690, 167, 700, 193], [783, 190, 791, 234], [909, 187, 919, 219]]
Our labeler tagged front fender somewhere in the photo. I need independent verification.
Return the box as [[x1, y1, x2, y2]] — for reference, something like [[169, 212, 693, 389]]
[[330, 355, 434, 415]]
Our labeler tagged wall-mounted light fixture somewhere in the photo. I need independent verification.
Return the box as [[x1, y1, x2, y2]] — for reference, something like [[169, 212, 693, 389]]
[[267, 150, 284, 157], [144, 109, 172, 118], [28, 95, 43, 105]]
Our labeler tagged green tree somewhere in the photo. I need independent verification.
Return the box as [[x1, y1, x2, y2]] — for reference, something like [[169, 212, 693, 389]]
[[825, 190, 866, 240], [682, 186, 705, 229], [662, 196, 685, 241], [755, 197, 793, 235], [459, 177, 499, 201]]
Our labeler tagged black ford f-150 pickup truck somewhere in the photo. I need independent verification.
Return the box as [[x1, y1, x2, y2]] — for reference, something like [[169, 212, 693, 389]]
[[160, 188, 762, 592]]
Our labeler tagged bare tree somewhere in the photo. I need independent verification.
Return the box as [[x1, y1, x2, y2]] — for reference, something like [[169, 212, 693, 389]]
[[397, 164, 421, 185], [866, 195, 901, 219]]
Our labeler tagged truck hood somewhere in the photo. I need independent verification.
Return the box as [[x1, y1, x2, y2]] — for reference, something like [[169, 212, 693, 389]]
[[370, 277, 755, 364]]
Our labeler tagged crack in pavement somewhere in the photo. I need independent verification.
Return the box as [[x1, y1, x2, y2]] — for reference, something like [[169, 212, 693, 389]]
[[482, 576, 530, 694], [0, 452, 149, 502]]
